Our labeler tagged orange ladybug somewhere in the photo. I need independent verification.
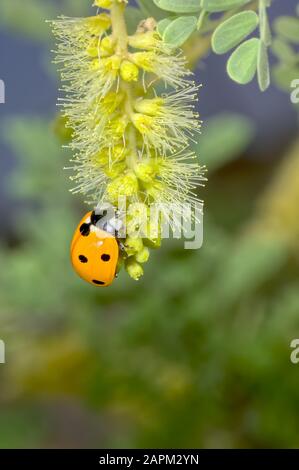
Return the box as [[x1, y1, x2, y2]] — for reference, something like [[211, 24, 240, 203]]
[[71, 210, 120, 287]]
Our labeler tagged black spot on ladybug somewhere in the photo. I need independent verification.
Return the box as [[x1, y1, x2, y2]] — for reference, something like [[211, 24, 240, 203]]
[[92, 279, 105, 285], [79, 255, 88, 263], [101, 254, 111, 262], [80, 223, 90, 236]]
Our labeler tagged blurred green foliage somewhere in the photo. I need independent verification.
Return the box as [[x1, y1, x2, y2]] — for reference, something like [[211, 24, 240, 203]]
[[0, 0, 299, 450]]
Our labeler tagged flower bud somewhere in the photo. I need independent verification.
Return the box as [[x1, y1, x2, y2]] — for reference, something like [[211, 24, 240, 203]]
[[94, 146, 127, 167], [107, 171, 138, 203], [104, 162, 127, 179], [93, 0, 112, 8], [120, 60, 139, 82], [85, 14, 111, 35], [125, 237, 144, 256], [135, 161, 156, 183], [135, 247, 150, 264], [132, 113, 153, 134], [100, 36, 115, 55], [89, 58, 100, 71], [126, 202, 149, 236], [144, 236, 161, 250], [112, 144, 127, 162], [108, 115, 129, 140], [102, 91, 125, 114], [134, 98, 163, 116], [86, 44, 99, 58], [130, 52, 154, 72], [102, 55, 122, 73], [128, 32, 159, 50], [93, 149, 109, 166], [125, 259, 144, 281]]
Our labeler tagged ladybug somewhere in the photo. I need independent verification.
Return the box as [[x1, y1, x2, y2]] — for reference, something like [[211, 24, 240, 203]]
[[71, 209, 121, 287]]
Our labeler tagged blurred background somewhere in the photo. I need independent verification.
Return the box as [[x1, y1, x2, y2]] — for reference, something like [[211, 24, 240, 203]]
[[0, 0, 299, 449]]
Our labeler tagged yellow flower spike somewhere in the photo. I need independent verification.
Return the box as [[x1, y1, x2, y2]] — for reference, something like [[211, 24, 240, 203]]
[[51, 1, 204, 282], [107, 171, 138, 203], [128, 32, 160, 50], [93, 0, 112, 8], [120, 60, 139, 82], [135, 161, 157, 183], [134, 98, 164, 116], [135, 247, 150, 264], [125, 259, 144, 281], [125, 237, 144, 256]]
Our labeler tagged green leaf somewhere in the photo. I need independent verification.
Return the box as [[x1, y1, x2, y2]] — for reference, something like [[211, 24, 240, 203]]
[[196, 113, 254, 172], [201, 0, 250, 13], [153, 0, 201, 13], [227, 37, 260, 85], [212, 11, 259, 55], [163, 16, 197, 47], [259, 2, 272, 46], [274, 16, 299, 44], [271, 38, 297, 65], [157, 17, 173, 36], [257, 41, 270, 91]]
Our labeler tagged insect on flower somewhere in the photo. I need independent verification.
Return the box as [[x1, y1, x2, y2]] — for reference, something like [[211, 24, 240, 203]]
[[51, 0, 206, 285]]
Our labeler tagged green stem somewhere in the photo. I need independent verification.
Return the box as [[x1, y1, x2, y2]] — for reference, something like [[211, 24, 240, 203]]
[[110, 0, 138, 171], [110, 1, 128, 54]]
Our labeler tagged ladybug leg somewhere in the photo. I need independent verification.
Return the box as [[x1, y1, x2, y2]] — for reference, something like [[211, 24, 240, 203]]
[[118, 240, 126, 251]]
